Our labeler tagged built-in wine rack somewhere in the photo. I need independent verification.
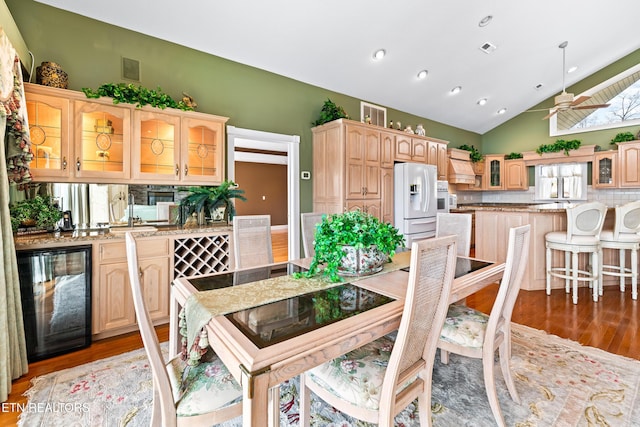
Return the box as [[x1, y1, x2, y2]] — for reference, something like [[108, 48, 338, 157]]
[[173, 233, 231, 278]]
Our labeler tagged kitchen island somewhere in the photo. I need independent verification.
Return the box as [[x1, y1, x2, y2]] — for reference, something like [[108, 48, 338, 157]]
[[454, 203, 616, 291]]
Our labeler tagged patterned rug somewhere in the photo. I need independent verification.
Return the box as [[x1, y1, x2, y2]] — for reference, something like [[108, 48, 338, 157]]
[[18, 324, 640, 426]]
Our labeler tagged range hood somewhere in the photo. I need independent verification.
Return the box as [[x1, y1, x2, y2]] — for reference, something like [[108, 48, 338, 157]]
[[447, 148, 476, 184]]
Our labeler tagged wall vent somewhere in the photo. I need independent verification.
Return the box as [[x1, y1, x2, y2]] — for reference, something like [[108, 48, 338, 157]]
[[361, 101, 387, 127]]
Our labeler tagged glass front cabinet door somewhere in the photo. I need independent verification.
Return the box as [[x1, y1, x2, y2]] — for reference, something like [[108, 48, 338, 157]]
[[133, 110, 180, 181], [485, 155, 504, 190], [593, 151, 617, 188], [180, 117, 224, 185], [74, 101, 131, 181], [25, 90, 71, 180]]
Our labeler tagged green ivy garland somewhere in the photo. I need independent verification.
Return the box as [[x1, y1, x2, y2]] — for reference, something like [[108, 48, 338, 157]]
[[82, 83, 194, 111], [535, 139, 581, 156]]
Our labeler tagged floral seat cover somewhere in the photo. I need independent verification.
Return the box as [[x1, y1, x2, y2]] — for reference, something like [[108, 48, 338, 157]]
[[166, 353, 242, 417], [440, 304, 489, 348]]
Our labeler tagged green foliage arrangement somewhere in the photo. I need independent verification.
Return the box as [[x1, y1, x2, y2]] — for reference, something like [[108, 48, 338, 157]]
[[457, 144, 483, 162], [178, 181, 246, 221], [82, 83, 194, 111], [313, 98, 350, 126], [535, 139, 581, 156], [10, 195, 62, 232], [297, 210, 405, 283], [505, 152, 523, 160], [610, 131, 636, 145]]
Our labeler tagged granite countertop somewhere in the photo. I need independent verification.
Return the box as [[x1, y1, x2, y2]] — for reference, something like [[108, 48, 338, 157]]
[[13, 223, 233, 248], [453, 202, 582, 213]]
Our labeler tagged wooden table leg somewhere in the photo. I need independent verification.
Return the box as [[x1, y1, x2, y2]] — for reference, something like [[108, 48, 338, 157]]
[[240, 366, 271, 427]]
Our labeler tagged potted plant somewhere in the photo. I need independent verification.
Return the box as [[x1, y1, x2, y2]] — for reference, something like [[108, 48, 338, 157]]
[[10, 195, 62, 232], [313, 98, 350, 126], [178, 180, 246, 224], [457, 144, 483, 162], [610, 131, 636, 145], [299, 210, 405, 283]]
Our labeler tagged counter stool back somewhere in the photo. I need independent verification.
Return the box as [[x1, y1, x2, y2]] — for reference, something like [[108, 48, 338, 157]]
[[436, 212, 472, 257], [600, 201, 640, 300], [300, 212, 325, 258], [545, 201, 607, 304], [232, 215, 273, 268]]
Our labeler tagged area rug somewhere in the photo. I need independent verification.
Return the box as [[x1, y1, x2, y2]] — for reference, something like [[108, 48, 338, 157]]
[[18, 324, 640, 426]]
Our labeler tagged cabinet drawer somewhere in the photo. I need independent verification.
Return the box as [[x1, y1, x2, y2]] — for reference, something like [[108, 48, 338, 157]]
[[99, 237, 169, 262]]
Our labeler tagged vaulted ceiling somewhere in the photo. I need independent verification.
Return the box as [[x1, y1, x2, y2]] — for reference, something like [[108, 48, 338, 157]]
[[35, 0, 640, 134]]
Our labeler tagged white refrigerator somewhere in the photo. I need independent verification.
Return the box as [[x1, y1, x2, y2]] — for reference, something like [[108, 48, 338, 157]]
[[394, 162, 437, 246]]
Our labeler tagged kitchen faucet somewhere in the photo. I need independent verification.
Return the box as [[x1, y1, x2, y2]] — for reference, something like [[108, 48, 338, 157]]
[[128, 193, 135, 227]]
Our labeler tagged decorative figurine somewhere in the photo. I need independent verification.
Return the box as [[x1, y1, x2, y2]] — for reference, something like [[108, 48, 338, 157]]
[[416, 124, 426, 136], [364, 115, 371, 124], [396, 121, 402, 130], [389, 120, 394, 129], [404, 125, 414, 134]]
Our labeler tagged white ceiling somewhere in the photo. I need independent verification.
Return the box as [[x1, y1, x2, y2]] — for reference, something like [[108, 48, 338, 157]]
[[35, 0, 640, 134]]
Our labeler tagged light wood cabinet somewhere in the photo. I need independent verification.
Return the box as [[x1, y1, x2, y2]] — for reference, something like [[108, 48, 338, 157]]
[[593, 151, 618, 188], [504, 159, 528, 190], [484, 155, 504, 190], [395, 134, 427, 163], [436, 141, 448, 180], [94, 236, 170, 337], [466, 160, 485, 191], [345, 124, 381, 200], [380, 131, 395, 168], [380, 168, 394, 224], [25, 83, 228, 185], [313, 119, 383, 220], [618, 140, 640, 188]]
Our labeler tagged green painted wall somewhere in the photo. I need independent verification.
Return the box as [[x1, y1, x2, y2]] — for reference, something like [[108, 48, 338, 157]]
[[6, 0, 481, 212], [482, 49, 640, 155]]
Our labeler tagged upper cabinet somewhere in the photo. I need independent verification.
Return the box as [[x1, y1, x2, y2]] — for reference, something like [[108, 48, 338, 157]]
[[618, 140, 640, 188], [24, 83, 228, 185], [484, 154, 504, 190], [593, 151, 617, 189], [394, 134, 426, 162], [504, 159, 528, 190]]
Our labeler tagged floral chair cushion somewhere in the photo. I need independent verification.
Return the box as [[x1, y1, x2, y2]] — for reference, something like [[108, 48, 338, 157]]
[[166, 354, 242, 417], [307, 336, 401, 410], [440, 304, 489, 348]]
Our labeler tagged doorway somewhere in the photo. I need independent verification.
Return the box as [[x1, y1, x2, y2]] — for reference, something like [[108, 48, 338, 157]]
[[226, 126, 300, 259]]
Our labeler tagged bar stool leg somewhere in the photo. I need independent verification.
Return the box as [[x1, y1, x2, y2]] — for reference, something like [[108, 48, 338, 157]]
[[565, 251, 571, 294], [632, 247, 638, 300], [546, 246, 552, 295], [620, 248, 626, 292], [592, 250, 600, 302], [572, 251, 579, 304]]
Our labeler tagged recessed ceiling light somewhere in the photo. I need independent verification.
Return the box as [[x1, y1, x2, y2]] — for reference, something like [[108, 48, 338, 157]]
[[477, 98, 488, 106], [417, 70, 428, 79], [450, 86, 462, 94], [497, 108, 507, 115], [479, 42, 497, 54], [479, 15, 493, 27], [567, 66, 578, 74], [373, 49, 386, 60]]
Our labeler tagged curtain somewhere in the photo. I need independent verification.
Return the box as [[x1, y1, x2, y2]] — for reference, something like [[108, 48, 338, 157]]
[[0, 29, 29, 403]]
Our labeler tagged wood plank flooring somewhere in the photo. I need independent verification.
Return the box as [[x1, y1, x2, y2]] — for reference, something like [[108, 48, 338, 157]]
[[2, 231, 638, 426]]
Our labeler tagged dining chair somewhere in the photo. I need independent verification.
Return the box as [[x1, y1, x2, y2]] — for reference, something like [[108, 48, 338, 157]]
[[545, 201, 607, 303], [300, 235, 458, 427], [600, 200, 640, 300], [436, 212, 473, 257], [300, 212, 325, 258], [233, 214, 273, 268], [438, 224, 531, 427], [125, 232, 242, 427]]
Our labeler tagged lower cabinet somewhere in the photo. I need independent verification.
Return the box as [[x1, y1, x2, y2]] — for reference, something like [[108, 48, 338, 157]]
[[93, 236, 170, 338]]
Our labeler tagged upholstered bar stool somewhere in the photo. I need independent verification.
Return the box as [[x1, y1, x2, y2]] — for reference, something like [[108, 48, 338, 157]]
[[600, 201, 640, 300], [545, 201, 607, 304]]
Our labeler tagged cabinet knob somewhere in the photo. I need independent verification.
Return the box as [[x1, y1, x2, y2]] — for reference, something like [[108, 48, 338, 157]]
[[175, 164, 179, 176], [76, 157, 81, 172], [184, 164, 188, 176], [62, 157, 67, 170]]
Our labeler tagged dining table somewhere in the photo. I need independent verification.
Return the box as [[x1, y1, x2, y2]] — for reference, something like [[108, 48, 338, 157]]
[[169, 250, 505, 427]]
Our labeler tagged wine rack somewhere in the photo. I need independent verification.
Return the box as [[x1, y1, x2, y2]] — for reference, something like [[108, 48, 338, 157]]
[[173, 233, 231, 278]]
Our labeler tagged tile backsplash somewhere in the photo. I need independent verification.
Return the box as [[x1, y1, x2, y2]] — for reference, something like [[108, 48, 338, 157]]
[[457, 186, 640, 206]]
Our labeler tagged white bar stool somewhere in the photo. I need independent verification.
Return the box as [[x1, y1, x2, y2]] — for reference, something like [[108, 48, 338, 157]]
[[600, 201, 640, 300], [545, 202, 608, 304]]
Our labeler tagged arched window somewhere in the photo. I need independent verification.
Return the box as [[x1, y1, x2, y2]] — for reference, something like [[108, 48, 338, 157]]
[[550, 62, 640, 136]]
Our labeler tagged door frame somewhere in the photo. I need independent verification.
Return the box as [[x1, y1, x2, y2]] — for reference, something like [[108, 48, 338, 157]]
[[226, 125, 300, 259]]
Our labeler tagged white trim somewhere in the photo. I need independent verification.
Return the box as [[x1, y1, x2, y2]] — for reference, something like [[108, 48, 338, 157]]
[[227, 125, 301, 259], [235, 152, 288, 165]]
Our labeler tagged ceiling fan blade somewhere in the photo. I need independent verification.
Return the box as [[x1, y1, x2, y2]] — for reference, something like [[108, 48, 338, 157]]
[[542, 109, 559, 120], [570, 95, 591, 106], [526, 107, 553, 112], [571, 103, 610, 110]]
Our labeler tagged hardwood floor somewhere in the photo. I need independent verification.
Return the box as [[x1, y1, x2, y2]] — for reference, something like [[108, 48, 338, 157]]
[[3, 233, 638, 426]]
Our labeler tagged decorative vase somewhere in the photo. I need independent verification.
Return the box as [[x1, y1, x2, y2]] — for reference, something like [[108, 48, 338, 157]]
[[337, 245, 388, 276], [36, 62, 69, 89]]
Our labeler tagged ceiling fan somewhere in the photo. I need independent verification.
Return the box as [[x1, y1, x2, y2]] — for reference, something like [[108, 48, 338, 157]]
[[529, 41, 610, 120]]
